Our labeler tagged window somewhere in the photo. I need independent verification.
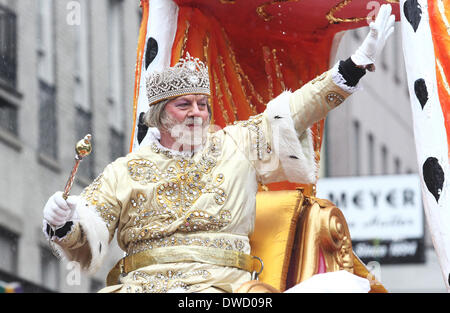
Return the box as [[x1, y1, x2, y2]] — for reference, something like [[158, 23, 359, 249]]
[[353, 120, 361, 176], [74, 0, 94, 179], [368, 133, 375, 175], [38, 80, 58, 159], [381, 145, 388, 175], [352, 28, 361, 41], [110, 127, 125, 161], [381, 46, 388, 71], [394, 157, 401, 174], [0, 5, 17, 88], [90, 278, 104, 293], [37, 0, 55, 84], [380, 27, 389, 71], [393, 24, 401, 84], [0, 96, 18, 135], [40, 246, 60, 291], [138, 3, 143, 30], [73, 0, 90, 112], [0, 227, 18, 273], [108, 0, 125, 160], [108, 0, 124, 106], [37, 0, 58, 160], [0, 5, 18, 135]]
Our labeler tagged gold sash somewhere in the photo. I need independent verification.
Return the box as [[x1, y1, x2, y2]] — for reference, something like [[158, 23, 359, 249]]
[[106, 246, 261, 286]]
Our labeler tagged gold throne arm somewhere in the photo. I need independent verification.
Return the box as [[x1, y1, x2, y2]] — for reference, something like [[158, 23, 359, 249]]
[[288, 197, 354, 284], [238, 189, 386, 293]]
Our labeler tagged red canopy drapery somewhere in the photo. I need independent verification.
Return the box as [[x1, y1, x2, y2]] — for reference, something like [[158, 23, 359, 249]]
[[132, 0, 401, 192]]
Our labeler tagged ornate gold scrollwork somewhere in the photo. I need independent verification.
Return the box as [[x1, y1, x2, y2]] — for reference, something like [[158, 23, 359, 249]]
[[326, 0, 367, 24], [326, 0, 399, 24], [319, 203, 354, 273], [221, 0, 398, 23], [293, 197, 354, 284], [235, 280, 281, 293], [256, 0, 301, 22]]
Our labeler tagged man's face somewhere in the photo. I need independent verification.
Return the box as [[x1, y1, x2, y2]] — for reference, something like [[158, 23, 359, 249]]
[[164, 94, 210, 128], [161, 94, 210, 148]]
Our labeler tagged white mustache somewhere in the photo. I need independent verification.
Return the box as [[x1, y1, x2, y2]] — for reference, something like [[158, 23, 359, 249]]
[[183, 117, 204, 126], [168, 116, 209, 148]]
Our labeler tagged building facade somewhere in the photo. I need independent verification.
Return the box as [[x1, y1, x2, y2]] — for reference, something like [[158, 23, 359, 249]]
[[0, 0, 139, 292]]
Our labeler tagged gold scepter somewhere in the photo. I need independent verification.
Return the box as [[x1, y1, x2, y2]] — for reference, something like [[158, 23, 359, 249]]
[[48, 134, 93, 258], [62, 134, 93, 199]]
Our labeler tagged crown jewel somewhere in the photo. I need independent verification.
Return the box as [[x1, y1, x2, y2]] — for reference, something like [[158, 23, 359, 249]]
[[146, 53, 211, 106]]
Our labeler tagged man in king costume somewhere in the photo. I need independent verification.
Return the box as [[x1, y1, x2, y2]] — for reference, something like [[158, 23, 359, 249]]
[[42, 4, 395, 293]]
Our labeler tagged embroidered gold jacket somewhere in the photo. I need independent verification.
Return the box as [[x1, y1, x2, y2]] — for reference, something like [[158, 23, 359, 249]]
[[51, 66, 352, 292]]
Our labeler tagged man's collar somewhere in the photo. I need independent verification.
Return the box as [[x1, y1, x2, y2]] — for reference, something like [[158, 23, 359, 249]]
[[139, 127, 204, 158]]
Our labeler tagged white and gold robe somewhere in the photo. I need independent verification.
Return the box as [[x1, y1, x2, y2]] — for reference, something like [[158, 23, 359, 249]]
[[49, 65, 353, 293]]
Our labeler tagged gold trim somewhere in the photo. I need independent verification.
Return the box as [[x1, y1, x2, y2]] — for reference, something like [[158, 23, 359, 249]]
[[326, 0, 399, 24], [221, 28, 262, 113], [292, 197, 354, 284], [107, 245, 259, 286], [326, 0, 367, 24], [130, 270, 211, 293], [128, 234, 247, 255], [236, 281, 281, 293], [180, 20, 190, 58], [256, 0, 301, 22], [272, 48, 286, 91], [218, 56, 239, 119], [262, 46, 275, 100], [203, 33, 210, 65], [213, 70, 231, 124], [325, 0, 399, 24]]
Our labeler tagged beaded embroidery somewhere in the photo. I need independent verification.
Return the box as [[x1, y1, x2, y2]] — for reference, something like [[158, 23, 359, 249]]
[[234, 114, 270, 161], [126, 134, 231, 242], [128, 235, 247, 256], [325, 91, 345, 106], [127, 171, 231, 242], [128, 160, 161, 184], [130, 270, 211, 293], [179, 208, 231, 232], [80, 174, 117, 230]]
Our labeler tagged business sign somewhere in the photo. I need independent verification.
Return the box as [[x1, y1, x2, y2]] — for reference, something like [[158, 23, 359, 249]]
[[316, 174, 424, 264]]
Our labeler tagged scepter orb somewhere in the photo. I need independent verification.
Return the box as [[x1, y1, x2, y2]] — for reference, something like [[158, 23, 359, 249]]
[[75, 134, 92, 159]]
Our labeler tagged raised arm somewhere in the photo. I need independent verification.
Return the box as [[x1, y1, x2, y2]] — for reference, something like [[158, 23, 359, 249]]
[[42, 163, 121, 273], [226, 5, 395, 186]]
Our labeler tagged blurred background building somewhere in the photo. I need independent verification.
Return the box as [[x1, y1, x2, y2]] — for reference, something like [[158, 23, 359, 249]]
[[0, 0, 446, 292], [0, 0, 136, 292], [323, 25, 446, 292]]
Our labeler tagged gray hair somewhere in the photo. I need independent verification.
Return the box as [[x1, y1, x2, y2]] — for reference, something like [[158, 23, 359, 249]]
[[143, 98, 172, 130], [143, 97, 212, 130]]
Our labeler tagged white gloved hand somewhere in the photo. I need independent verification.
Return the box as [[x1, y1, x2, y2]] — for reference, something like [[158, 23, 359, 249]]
[[43, 191, 79, 228], [351, 4, 395, 68]]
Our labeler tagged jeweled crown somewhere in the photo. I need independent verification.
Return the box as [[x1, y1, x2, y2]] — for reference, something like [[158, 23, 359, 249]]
[[146, 53, 211, 106]]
